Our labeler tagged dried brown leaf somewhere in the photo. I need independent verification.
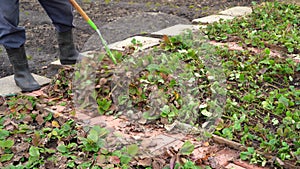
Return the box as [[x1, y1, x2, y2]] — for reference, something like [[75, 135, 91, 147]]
[[152, 158, 166, 169], [45, 121, 52, 127], [137, 158, 152, 167], [162, 35, 171, 44], [35, 114, 44, 125], [3, 118, 11, 127], [160, 117, 168, 124], [96, 155, 107, 166], [52, 105, 65, 113], [24, 89, 44, 97], [203, 142, 210, 147], [109, 156, 120, 165], [53, 112, 60, 118], [0, 96, 5, 106], [14, 142, 30, 152], [99, 78, 108, 86], [31, 110, 40, 115], [5, 124, 15, 131], [32, 133, 41, 146]]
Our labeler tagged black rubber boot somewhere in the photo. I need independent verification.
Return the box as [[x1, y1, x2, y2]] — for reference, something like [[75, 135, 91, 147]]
[[5, 46, 41, 92], [57, 30, 81, 65]]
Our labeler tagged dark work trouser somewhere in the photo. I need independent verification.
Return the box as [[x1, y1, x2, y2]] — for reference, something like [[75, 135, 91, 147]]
[[0, 0, 74, 49]]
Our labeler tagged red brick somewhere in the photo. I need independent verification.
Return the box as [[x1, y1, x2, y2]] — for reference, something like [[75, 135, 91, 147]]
[[89, 116, 107, 125], [211, 148, 239, 167]]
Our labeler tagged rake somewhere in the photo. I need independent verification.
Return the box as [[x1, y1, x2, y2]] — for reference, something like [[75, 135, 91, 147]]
[[69, 0, 117, 64]]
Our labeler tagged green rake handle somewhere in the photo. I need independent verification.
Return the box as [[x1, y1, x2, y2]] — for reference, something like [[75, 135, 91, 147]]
[[69, 0, 117, 64]]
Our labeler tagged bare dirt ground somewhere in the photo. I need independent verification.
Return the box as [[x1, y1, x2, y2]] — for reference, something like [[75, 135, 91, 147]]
[[0, 0, 265, 78]]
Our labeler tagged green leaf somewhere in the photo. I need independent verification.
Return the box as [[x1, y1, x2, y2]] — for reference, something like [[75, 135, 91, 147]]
[[127, 144, 139, 156], [29, 146, 40, 158], [44, 113, 53, 122], [67, 143, 77, 149], [240, 151, 250, 160], [0, 154, 14, 162], [160, 105, 170, 114], [179, 141, 194, 155], [44, 148, 56, 154], [146, 64, 160, 71], [222, 128, 233, 140], [120, 154, 131, 165], [61, 123, 71, 132], [242, 93, 255, 103], [97, 98, 112, 112], [118, 95, 129, 105], [259, 59, 271, 65], [247, 147, 255, 154], [0, 129, 10, 140], [262, 101, 271, 109], [57, 144, 68, 153], [52, 130, 58, 136], [278, 96, 289, 107], [234, 122, 242, 131], [87, 129, 99, 143], [287, 47, 294, 53], [131, 38, 137, 45], [201, 109, 212, 117], [0, 139, 14, 149], [242, 148, 256, 161], [264, 48, 271, 55], [92, 126, 109, 138]]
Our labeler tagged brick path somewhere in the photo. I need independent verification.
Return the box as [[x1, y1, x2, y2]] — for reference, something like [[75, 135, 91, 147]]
[[72, 110, 270, 169]]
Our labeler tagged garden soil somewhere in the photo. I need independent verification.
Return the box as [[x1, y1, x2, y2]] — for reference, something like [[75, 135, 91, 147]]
[[0, 0, 265, 78]]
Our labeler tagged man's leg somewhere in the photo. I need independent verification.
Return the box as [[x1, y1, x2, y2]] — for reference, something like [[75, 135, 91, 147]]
[[0, 0, 26, 48], [0, 0, 41, 92], [37, 0, 74, 32], [38, 0, 81, 65]]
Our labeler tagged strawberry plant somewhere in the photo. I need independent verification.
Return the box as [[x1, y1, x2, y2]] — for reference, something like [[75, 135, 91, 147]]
[[204, 1, 300, 54]]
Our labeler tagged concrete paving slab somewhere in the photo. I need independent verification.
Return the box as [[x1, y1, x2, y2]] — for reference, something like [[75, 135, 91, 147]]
[[82, 12, 190, 52], [108, 36, 161, 52], [192, 15, 234, 24], [151, 24, 205, 37], [50, 51, 97, 66], [0, 74, 51, 96], [220, 6, 252, 17]]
